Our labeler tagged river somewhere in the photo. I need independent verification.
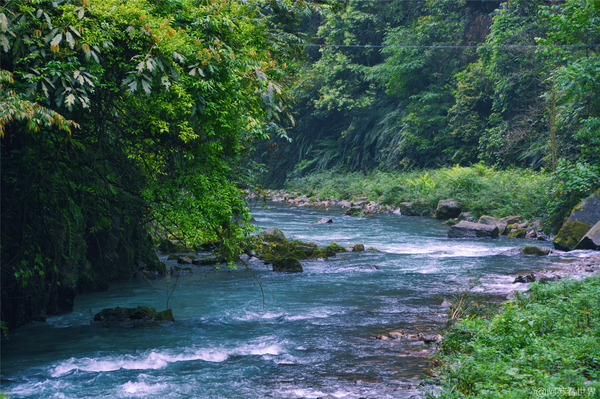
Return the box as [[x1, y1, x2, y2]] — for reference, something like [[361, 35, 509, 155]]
[[1, 202, 591, 398]]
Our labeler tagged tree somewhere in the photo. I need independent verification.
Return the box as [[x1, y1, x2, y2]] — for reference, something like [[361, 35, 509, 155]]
[[1, 0, 315, 328]]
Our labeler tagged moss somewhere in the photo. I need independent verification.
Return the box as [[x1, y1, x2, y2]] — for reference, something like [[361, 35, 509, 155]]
[[367, 247, 381, 252], [507, 228, 526, 238], [522, 246, 550, 256], [553, 221, 591, 251], [322, 242, 345, 252]]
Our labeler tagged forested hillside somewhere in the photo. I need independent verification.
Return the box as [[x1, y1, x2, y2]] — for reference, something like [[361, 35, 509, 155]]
[[260, 0, 599, 187]]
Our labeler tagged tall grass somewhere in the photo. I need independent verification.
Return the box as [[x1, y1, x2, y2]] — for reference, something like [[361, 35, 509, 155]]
[[283, 165, 553, 219], [430, 275, 600, 398]]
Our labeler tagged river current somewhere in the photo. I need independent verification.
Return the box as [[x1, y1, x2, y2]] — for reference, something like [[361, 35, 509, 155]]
[[1, 202, 593, 398]]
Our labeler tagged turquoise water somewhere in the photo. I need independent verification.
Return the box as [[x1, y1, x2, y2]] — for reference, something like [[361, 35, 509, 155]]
[[1, 202, 589, 398]]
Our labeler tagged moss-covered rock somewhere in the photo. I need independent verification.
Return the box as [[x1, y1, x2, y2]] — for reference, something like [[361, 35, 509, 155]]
[[522, 246, 551, 256], [272, 257, 303, 273], [93, 306, 175, 324], [258, 227, 286, 242], [553, 189, 600, 251], [508, 228, 526, 238], [367, 247, 381, 252], [322, 242, 344, 252], [553, 221, 592, 251], [353, 244, 365, 252]]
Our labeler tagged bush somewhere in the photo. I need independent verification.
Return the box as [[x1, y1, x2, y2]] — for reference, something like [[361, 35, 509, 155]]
[[430, 276, 600, 398]]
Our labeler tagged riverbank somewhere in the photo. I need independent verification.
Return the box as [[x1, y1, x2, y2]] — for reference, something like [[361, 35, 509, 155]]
[[428, 271, 600, 398], [281, 166, 552, 222]]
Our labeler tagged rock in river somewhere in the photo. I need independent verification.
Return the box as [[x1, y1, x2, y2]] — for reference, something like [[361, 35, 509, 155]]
[[522, 246, 551, 256], [448, 221, 499, 238], [313, 217, 333, 225], [258, 227, 286, 242], [272, 257, 303, 273]]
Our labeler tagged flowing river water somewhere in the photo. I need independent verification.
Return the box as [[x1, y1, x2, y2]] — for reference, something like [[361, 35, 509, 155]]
[[1, 201, 594, 398]]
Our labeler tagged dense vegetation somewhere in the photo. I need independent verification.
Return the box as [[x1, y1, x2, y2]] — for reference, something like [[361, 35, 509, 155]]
[[2, 0, 599, 331], [1, 0, 318, 330], [284, 165, 552, 221], [258, 0, 600, 218], [430, 275, 600, 398]]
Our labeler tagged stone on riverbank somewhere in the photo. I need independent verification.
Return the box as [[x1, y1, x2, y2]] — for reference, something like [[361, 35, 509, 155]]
[[435, 199, 463, 220], [575, 220, 600, 250], [398, 201, 432, 216], [477, 215, 508, 235], [508, 228, 526, 238], [553, 188, 600, 251], [272, 257, 303, 273], [448, 221, 499, 238]]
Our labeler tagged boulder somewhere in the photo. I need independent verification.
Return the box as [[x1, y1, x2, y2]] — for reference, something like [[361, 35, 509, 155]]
[[313, 217, 333, 225], [272, 257, 303, 273], [459, 212, 476, 222], [522, 246, 551, 256], [575, 220, 600, 250], [93, 306, 175, 323], [500, 215, 522, 225], [435, 199, 463, 220], [477, 215, 508, 235], [258, 227, 286, 242], [344, 207, 362, 216], [448, 221, 499, 238], [513, 273, 536, 283], [553, 189, 600, 251], [508, 228, 526, 238], [353, 244, 365, 252], [398, 201, 431, 216]]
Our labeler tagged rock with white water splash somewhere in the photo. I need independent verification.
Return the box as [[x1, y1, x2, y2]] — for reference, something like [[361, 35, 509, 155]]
[[313, 217, 333, 225], [448, 221, 499, 238]]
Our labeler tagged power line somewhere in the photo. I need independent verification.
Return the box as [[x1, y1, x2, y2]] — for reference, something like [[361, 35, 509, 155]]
[[305, 43, 600, 49]]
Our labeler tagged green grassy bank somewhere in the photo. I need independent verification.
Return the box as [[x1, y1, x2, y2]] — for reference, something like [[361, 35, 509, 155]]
[[284, 165, 552, 221], [429, 275, 600, 398]]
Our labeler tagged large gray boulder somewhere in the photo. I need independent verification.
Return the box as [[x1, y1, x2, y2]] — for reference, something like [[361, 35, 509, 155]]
[[575, 220, 600, 250], [477, 215, 508, 235], [435, 199, 463, 220], [448, 221, 499, 238], [553, 189, 600, 251]]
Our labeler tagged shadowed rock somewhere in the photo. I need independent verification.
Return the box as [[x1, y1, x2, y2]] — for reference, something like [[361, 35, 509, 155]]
[[448, 221, 499, 238]]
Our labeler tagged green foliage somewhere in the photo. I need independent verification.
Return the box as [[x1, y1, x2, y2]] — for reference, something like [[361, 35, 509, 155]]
[[285, 165, 552, 220], [431, 276, 600, 398], [546, 159, 600, 233], [1, 0, 316, 329]]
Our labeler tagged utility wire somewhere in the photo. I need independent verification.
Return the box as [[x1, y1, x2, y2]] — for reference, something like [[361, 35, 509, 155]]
[[304, 43, 600, 49]]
